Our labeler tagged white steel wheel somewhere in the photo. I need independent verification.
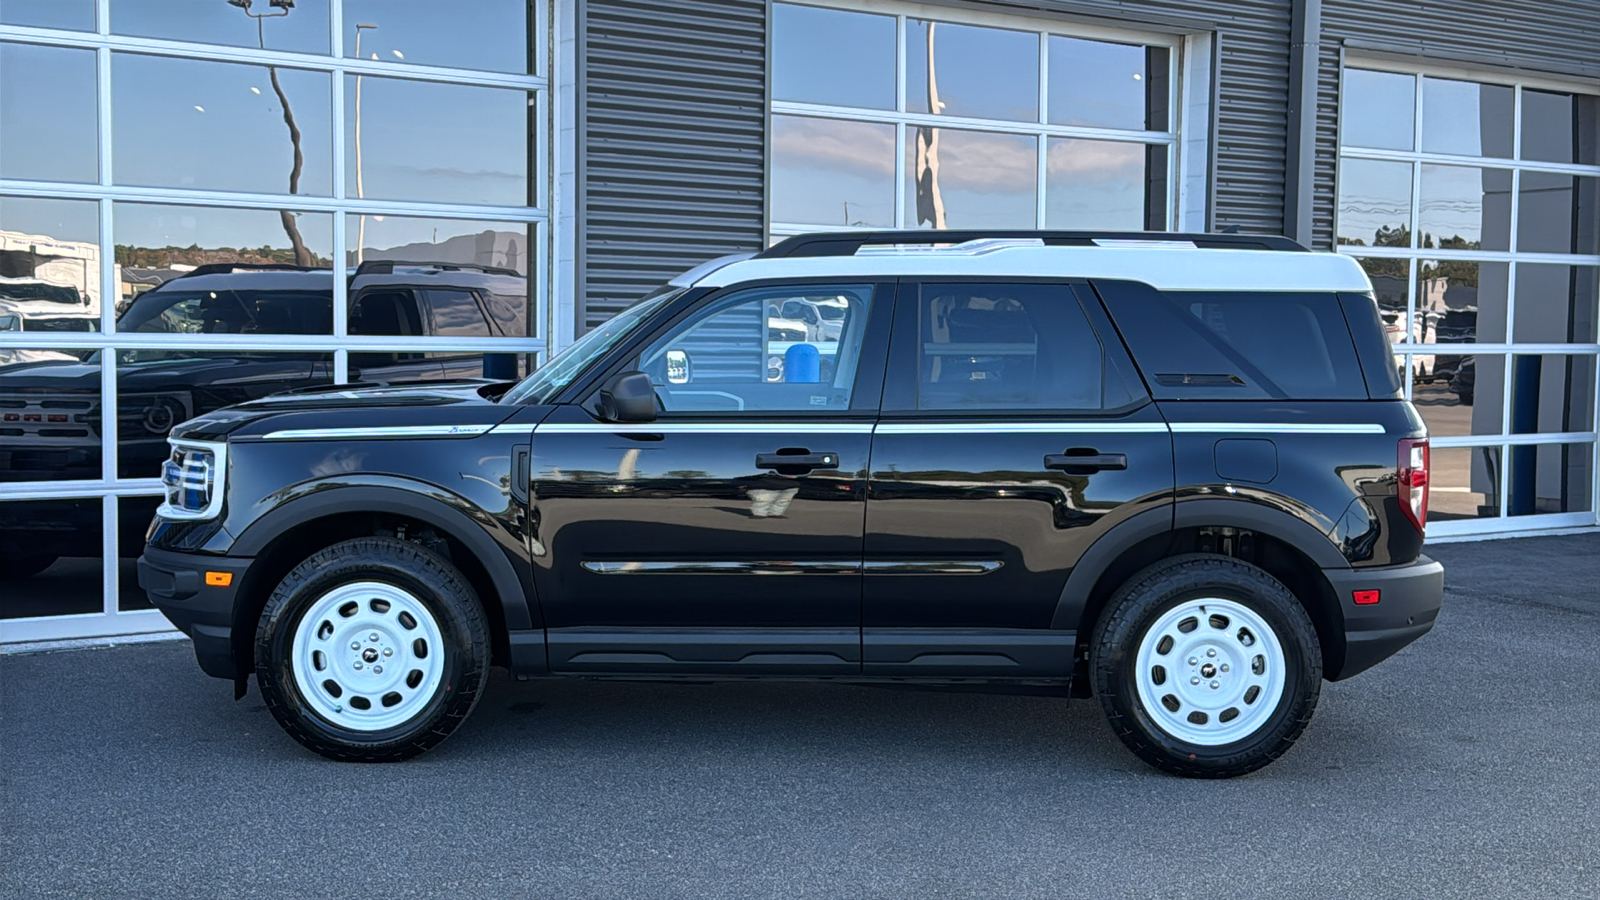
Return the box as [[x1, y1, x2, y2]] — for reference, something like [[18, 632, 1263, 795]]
[[289, 580, 446, 732], [1132, 596, 1287, 746]]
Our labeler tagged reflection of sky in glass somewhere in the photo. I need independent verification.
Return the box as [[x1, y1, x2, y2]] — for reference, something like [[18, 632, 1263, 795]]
[[770, 116, 894, 227], [906, 129, 1035, 228], [772, 3, 894, 110], [1337, 158, 1412, 246], [1, 197, 99, 243], [344, 75, 529, 207], [0, 0, 95, 30], [343, 0, 528, 74], [0, 43, 98, 183], [113, 53, 333, 196], [112, 0, 330, 54], [1421, 78, 1513, 158], [115, 203, 332, 261], [1342, 69, 1414, 151], [908, 20, 1038, 122], [1045, 138, 1147, 229], [1418, 165, 1511, 250], [1049, 38, 1161, 131]]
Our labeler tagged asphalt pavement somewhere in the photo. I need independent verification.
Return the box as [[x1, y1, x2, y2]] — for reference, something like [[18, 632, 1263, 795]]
[[3, 534, 1598, 899]]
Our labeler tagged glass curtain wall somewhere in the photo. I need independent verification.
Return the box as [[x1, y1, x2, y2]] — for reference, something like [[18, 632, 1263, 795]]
[[0, 0, 546, 640], [767, 1, 1179, 239], [1337, 64, 1600, 536]]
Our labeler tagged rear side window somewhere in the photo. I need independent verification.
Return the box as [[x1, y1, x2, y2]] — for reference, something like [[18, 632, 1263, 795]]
[[1091, 280, 1367, 400], [910, 282, 1142, 411]]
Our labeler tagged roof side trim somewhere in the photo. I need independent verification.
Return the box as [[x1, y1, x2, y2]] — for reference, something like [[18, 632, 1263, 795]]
[[693, 247, 1373, 293]]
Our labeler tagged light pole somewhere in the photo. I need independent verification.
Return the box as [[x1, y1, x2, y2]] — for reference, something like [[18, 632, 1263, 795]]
[[354, 22, 377, 264], [226, 0, 312, 265]]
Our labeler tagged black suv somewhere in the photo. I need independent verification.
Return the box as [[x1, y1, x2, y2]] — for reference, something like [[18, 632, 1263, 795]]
[[138, 231, 1443, 778], [0, 260, 525, 578]]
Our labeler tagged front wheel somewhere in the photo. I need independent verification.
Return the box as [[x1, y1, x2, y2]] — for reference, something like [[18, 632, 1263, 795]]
[[255, 537, 490, 762], [1091, 554, 1322, 778]]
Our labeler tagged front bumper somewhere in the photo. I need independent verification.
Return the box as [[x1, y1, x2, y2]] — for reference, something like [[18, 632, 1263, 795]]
[[1323, 554, 1444, 680], [137, 546, 253, 680]]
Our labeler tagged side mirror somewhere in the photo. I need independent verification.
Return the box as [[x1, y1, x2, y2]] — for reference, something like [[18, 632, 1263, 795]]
[[598, 370, 658, 423], [665, 349, 690, 384]]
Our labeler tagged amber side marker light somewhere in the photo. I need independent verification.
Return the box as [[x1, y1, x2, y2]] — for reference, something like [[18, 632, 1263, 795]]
[[205, 572, 233, 587], [1353, 589, 1381, 605]]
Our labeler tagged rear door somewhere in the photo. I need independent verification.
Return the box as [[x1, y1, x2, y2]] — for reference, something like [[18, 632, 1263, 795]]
[[863, 279, 1174, 676]]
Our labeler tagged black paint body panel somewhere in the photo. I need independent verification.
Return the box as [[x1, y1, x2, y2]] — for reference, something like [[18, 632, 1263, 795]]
[[140, 268, 1440, 693]]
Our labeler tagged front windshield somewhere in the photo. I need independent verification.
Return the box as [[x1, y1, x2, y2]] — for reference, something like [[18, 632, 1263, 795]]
[[501, 289, 680, 405]]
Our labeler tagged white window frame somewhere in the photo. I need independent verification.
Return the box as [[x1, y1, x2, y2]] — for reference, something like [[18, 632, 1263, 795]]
[[1335, 55, 1600, 539], [765, 0, 1210, 239], [0, 0, 552, 642]]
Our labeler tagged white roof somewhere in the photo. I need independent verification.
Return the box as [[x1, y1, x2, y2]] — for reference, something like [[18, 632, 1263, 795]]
[[692, 240, 1373, 293]]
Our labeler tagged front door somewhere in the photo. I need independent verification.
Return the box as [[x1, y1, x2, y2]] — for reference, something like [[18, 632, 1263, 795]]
[[863, 280, 1175, 677], [529, 281, 893, 675]]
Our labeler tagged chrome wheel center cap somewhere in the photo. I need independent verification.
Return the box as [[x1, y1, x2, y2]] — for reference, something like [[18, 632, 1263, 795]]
[[1200, 662, 1217, 678], [361, 647, 379, 663]]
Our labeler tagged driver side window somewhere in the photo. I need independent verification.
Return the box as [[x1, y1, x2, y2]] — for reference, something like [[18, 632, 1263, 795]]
[[633, 284, 874, 413]]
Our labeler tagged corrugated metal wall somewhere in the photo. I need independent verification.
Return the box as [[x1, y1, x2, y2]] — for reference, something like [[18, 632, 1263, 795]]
[[579, 0, 766, 330], [1318, 0, 1600, 250]]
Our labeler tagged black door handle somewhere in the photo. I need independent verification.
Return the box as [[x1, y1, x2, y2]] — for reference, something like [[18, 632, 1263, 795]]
[[1044, 452, 1127, 473], [756, 450, 840, 471]]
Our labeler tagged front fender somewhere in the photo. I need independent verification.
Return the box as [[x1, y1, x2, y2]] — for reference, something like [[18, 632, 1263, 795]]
[[230, 479, 540, 635]]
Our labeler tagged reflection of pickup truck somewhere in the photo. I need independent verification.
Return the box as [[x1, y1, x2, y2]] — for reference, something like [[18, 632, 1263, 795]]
[[0, 278, 99, 366], [0, 261, 526, 579]]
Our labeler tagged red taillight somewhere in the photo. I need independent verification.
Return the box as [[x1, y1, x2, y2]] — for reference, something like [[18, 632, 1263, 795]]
[[1398, 437, 1430, 534]]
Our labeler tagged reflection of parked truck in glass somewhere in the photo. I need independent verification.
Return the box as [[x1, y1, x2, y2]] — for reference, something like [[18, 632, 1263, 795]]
[[0, 261, 526, 580]]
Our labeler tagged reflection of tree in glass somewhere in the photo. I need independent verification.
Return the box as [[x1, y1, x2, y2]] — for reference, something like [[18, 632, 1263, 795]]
[[1336, 224, 1411, 250], [1421, 258, 1481, 288], [114, 242, 332, 270], [227, 0, 312, 266]]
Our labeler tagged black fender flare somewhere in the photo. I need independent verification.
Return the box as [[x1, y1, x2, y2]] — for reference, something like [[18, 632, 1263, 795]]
[[230, 482, 538, 635], [1049, 497, 1348, 632]]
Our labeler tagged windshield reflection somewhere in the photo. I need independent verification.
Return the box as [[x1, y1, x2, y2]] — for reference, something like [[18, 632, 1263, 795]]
[[502, 289, 679, 405]]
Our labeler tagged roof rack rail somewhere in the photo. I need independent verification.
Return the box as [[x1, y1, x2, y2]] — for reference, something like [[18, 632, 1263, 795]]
[[353, 259, 520, 277], [758, 230, 1308, 258], [175, 262, 325, 279]]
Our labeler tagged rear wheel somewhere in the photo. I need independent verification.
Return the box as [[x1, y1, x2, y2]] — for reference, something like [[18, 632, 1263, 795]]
[[255, 537, 490, 762], [1091, 554, 1321, 778]]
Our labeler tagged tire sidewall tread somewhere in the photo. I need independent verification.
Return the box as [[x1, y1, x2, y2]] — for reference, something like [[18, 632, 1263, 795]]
[[1090, 553, 1323, 778], [254, 536, 490, 763]]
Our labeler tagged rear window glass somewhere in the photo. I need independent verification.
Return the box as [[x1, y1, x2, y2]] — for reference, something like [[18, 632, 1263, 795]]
[[1092, 281, 1368, 400]]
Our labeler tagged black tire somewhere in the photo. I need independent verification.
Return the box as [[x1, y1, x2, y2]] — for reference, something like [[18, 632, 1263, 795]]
[[1, 554, 58, 580], [1091, 554, 1322, 778], [254, 537, 490, 762]]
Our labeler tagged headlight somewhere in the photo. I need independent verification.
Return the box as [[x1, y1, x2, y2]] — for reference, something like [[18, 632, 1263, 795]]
[[157, 439, 227, 520]]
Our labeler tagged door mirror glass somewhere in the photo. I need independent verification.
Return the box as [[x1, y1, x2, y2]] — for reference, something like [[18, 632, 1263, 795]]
[[665, 349, 691, 384], [599, 370, 658, 422]]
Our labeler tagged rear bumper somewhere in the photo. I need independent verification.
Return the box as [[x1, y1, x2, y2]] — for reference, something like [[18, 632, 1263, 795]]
[[1323, 554, 1443, 680], [136, 546, 253, 681]]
